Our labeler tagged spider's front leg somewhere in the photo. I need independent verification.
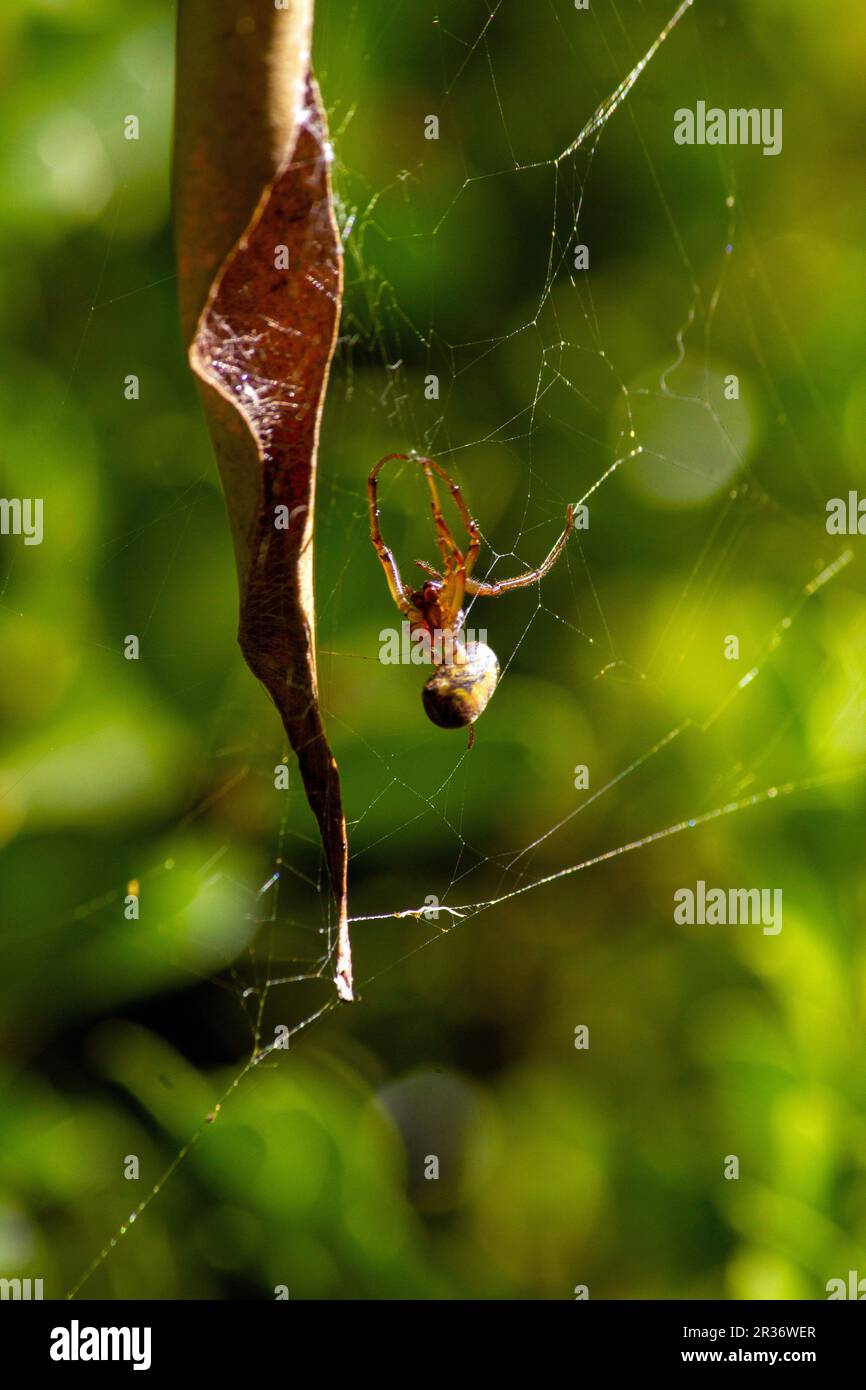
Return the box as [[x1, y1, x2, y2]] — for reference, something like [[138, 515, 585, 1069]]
[[368, 459, 415, 615], [414, 559, 442, 580], [465, 504, 574, 597]]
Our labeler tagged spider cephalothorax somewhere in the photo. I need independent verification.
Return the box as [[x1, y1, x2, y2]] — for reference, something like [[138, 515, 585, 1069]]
[[410, 579, 450, 633], [368, 453, 574, 737]]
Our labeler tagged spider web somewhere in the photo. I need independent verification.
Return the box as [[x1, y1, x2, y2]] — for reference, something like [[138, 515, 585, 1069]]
[[4, 0, 864, 1300]]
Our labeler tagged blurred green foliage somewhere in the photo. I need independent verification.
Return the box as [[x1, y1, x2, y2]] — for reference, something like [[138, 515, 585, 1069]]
[[1, 0, 865, 1300]]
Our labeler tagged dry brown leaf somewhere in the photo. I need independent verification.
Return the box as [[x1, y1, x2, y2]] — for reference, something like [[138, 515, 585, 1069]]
[[174, 0, 352, 1000]]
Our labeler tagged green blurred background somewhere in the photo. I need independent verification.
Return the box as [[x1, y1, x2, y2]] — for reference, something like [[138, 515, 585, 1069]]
[[1, 0, 865, 1299]]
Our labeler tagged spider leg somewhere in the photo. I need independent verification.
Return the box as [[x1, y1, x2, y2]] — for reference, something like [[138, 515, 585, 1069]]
[[465, 505, 574, 597], [418, 456, 481, 579], [416, 457, 471, 628], [368, 455, 415, 615], [439, 557, 467, 633], [418, 457, 460, 576], [368, 452, 481, 628], [414, 559, 443, 579]]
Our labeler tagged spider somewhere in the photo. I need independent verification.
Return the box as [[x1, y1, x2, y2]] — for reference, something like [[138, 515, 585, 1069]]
[[368, 453, 574, 739]]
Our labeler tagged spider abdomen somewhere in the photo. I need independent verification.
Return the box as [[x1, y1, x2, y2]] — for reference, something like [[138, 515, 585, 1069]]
[[421, 641, 500, 729]]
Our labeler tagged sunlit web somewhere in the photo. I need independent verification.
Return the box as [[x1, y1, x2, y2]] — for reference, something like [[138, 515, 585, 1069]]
[[28, 0, 864, 1297]]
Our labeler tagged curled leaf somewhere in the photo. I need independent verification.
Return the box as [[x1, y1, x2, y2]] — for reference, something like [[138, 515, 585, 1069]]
[[174, 0, 352, 1000]]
